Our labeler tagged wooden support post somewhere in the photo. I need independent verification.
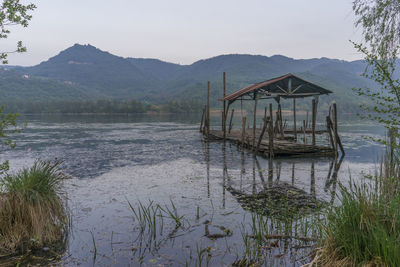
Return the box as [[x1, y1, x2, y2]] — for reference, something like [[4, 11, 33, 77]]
[[228, 109, 234, 134], [207, 81, 211, 138], [203, 111, 208, 133], [253, 97, 258, 149], [312, 99, 316, 146], [275, 111, 279, 135], [221, 111, 224, 136], [306, 111, 309, 129], [269, 103, 274, 158], [278, 103, 284, 139], [223, 72, 226, 139], [200, 106, 205, 133], [293, 98, 297, 140], [241, 117, 246, 148], [332, 102, 345, 156], [327, 116, 338, 157], [256, 116, 269, 152], [332, 103, 338, 155], [303, 120, 306, 144], [326, 116, 335, 151]]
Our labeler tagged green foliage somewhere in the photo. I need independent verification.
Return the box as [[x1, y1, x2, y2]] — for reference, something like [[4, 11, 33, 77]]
[[352, 0, 400, 147], [320, 181, 400, 266], [353, 43, 400, 130], [353, 0, 400, 57], [0, 104, 20, 176], [0, 0, 36, 64], [1, 160, 69, 202]]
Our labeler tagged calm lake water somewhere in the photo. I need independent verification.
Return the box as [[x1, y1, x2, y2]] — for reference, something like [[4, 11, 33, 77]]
[[3, 113, 385, 266]]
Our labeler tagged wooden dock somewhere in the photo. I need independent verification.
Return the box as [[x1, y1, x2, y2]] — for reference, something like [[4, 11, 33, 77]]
[[207, 129, 335, 157]]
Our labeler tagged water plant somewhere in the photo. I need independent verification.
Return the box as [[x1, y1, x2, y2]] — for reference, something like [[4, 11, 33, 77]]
[[0, 160, 70, 254], [313, 144, 400, 266]]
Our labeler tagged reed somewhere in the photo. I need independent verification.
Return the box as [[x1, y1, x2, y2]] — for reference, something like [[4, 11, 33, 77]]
[[313, 140, 400, 266], [0, 160, 69, 254]]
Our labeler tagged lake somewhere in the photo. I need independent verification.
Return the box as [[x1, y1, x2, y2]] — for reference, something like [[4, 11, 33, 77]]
[[2, 113, 385, 266]]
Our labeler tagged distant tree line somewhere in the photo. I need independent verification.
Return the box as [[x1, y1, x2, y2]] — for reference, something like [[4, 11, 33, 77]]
[[2, 99, 203, 114]]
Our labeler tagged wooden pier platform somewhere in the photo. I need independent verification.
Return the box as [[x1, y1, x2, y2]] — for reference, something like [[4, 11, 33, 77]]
[[207, 129, 335, 157]]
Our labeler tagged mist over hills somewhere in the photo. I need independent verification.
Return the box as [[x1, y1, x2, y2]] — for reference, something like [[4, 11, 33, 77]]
[[0, 43, 376, 112]]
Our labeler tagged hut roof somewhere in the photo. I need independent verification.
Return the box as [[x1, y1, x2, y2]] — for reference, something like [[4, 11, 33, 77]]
[[220, 73, 332, 102]]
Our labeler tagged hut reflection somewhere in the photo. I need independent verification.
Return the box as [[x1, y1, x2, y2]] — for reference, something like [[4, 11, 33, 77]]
[[223, 147, 344, 216]]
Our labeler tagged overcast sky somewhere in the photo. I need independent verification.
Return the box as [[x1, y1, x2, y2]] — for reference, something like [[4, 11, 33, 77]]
[[4, 0, 362, 66]]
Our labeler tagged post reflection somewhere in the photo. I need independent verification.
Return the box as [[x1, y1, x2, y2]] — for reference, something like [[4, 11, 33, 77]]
[[218, 144, 344, 213]]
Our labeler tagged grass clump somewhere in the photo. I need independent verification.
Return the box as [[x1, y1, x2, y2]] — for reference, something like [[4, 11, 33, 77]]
[[0, 160, 70, 255], [316, 183, 400, 266], [314, 146, 400, 267]]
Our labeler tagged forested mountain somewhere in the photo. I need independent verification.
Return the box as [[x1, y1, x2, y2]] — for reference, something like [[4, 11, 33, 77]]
[[0, 43, 377, 112]]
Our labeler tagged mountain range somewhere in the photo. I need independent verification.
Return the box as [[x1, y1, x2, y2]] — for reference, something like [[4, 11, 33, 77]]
[[0, 43, 378, 112]]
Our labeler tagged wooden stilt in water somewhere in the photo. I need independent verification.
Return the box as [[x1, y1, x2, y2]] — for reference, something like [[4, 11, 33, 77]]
[[291, 162, 295, 185], [228, 109, 234, 133], [207, 81, 210, 138], [312, 99, 316, 146], [221, 111, 224, 136], [311, 162, 316, 198], [326, 116, 335, 151], [268, 103, 274, 158], [303, 120, 306, 144], [293, 98, 297, 140], [203, 110, 208, 133], [223, 72, 226, 140], [275, 111, 279, 136], [257, 115, 268, 152], [200, 106, 205, 132], [241, 117, 246, 148], [278, 102, 284, 139], [332, 102, 345, 156], [306, 111, 309, 129], [253, 97, 258, 149]]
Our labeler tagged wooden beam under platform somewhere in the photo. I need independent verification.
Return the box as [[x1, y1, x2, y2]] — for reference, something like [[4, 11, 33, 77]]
[[206, 129, 335, 158]]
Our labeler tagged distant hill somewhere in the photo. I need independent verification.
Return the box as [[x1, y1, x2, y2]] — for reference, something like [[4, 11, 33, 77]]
[[0, 43, 378, 112], [0, 68, 101, 101]]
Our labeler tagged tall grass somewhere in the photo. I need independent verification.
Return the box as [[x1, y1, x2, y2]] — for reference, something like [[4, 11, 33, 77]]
[[0, 160, 70, 254], [314, 138, 400, 266]]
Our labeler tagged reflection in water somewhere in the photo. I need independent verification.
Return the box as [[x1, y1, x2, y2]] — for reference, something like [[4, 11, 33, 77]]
[[212, 142, 344, 212], [325, 155, 344, 205]]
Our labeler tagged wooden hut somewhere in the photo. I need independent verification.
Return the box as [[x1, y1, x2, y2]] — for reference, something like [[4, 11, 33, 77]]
[[201, 73, 344, 158]]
